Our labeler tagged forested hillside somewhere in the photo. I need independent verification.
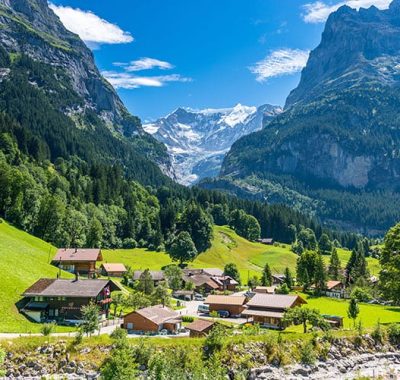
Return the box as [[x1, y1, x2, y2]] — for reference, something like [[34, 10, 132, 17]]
[[209, 2, 400, 235]]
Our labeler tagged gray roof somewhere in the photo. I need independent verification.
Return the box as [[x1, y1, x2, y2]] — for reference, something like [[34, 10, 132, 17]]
[[246, 294, 306, 309], [130, 305, 181, 325], [133, 271, 165, 281], [23, 279, 120, 298]]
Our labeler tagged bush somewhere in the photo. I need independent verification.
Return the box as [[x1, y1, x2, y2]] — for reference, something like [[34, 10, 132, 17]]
[[204, 325, 226, 358], [122, 238, 137, 249], [300, 342, 316, 365], [111, 327, 128, 341], [388, 324, 400, 345], [41, 322, 56, 337], [371, 322, 386, 345], [182, 316, 194, 323], [351, 287, 372, 302], [275, 284, 290, 294]]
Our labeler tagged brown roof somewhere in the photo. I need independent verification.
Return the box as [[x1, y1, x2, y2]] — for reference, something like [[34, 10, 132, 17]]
[[183, 274, 219, 289], [186, 319, 215, 333], [53, 248, 102, 263], [205, 295, 246, 306], [246, 294, 307, 309], [242, 309, 284, 318], [129, 305, 181, 325], [254, 286, 276, 294], [133, 271, 165, 281], [23, 279, 121, 298], [326, 280, 342, 290], [183, 268, 224, 277], [101, 263, 127, 273]]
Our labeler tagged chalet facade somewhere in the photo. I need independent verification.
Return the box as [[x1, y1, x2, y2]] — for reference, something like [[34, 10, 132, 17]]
[[123, 305, 182, 334], [21, 278, 120, 323], [100, 263, 127, 277], [186, 319, 216, 338], [324, 281, 346, 299], [52, 248, 102, 277], [242, 294, 307, 330], [204, 295, 246, 317]]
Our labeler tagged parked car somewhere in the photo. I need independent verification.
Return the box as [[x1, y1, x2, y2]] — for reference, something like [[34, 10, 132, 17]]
[[216, 310, 230, 318], [194, 294, 205, 301], [159, 329, 168, 335], [197, 304, 210, 314]]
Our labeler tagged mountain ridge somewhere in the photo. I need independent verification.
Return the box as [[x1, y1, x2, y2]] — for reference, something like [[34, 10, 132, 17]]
[[207, 0, 400, 234], [144, 103, 282, 185]]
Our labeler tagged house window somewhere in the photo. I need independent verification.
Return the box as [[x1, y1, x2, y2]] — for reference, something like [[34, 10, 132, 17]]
[[127, 323, 133, 329], [54, 309, 59, 317]]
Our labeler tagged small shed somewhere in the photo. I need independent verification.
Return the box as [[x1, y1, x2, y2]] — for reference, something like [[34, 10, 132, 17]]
[[186, 319, 216, 337], [254, 286, 276, 294], [100, 263, 127, 277]]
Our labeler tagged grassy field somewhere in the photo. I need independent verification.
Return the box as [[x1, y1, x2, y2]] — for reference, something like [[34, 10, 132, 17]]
[[285, 293, 400, 331], [0, 221, 73, 333], [102, 226, 299, 282]]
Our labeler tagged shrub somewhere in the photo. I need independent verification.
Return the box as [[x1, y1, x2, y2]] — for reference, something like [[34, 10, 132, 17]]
[[132, 338, 154, 367], [41, 322, 56, 337], [111, 327, 128, 341], [300, 342, 316, 365], [122, 238, 137, 249], [182, 316, 194, 323], [204, 325, 226, 358], [371, 322, 386, 345], [73, 329, 83, 346], [351, 287, 372, 302], [388, 324, 400, 345]]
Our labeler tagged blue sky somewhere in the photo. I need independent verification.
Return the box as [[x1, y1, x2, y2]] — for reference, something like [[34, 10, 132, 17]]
[[50, 0, 392, 121]]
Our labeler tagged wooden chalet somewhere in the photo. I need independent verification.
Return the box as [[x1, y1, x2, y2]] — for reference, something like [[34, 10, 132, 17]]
[[123, 305, 182, 334], [100, 263, 127, 277], [182, 273, 219, 294], [204, 295, 247, 317], [242, 294, 307, 329], [186, 319, 216, 338], [21, 277, 121, 323], [324, 280, 346, 299], [182, 268, 238, 293], [52, 248, 102, 277], [254, 286, 276, 294]]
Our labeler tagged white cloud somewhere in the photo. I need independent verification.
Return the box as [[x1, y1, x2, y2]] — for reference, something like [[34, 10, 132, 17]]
[[102, 71, 192, 89], [303, 0, 391, 23], [49, 4, 133, 44], [250, 49, 310, 82], [122, 58, 174, 72]]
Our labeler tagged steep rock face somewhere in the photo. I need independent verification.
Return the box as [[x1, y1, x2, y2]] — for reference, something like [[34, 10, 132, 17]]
[[0, 0, 139, 136], [0, 0, 172, 179], [145, 104, 282, 185], [215, 0, 400, 233]]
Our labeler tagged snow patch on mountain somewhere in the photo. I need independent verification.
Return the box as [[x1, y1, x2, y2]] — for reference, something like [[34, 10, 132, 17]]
[[144, 104, 282, 185]]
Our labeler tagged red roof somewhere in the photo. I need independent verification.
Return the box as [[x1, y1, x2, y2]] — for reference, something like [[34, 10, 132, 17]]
[[53, 248, 102, 263]]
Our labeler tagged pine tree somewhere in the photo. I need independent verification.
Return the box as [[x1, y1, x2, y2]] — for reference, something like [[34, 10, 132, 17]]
[[138, 269, 154, 295], [261, 263, 273, 286], [284, 267, 293, 289], [314, 254, 327, 294], [328, 248, 341, 280]]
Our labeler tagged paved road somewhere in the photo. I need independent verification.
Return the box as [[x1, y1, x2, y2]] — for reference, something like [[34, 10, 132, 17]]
[[177, 299, 247, 325]]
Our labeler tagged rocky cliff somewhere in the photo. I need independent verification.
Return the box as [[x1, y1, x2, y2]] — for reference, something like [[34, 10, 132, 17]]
[[213, 0, 400, 233], [0, 0, 172, 179]]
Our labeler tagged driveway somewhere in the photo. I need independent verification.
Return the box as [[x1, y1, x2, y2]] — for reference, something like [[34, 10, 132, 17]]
[[177, 300, 248, 325]]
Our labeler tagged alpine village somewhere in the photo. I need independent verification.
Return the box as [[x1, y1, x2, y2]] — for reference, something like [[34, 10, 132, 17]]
[[0, 0, 400, 379]]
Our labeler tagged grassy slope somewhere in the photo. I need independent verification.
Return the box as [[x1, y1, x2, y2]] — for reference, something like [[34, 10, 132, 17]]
[[285, 293, 400, 330], [102, 226, 381, 280], [0, 221, 73, 333], [102, 226, 299, 281]]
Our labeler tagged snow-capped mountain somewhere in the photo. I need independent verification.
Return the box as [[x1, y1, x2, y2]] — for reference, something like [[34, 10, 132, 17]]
[[144, 104, 282, 185]]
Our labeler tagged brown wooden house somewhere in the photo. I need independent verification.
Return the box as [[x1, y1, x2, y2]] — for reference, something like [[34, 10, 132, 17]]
[[204, 295, 247, 317], [100, 263, 127, 277], [52, 248, 102, 277], [133, 271, 165, 286], [182, 273, 219, 294], [123, 305, 182, 334], [242, 294, 307, 330], [21, 278, 121, 323], [186, 319, 216, 337]]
